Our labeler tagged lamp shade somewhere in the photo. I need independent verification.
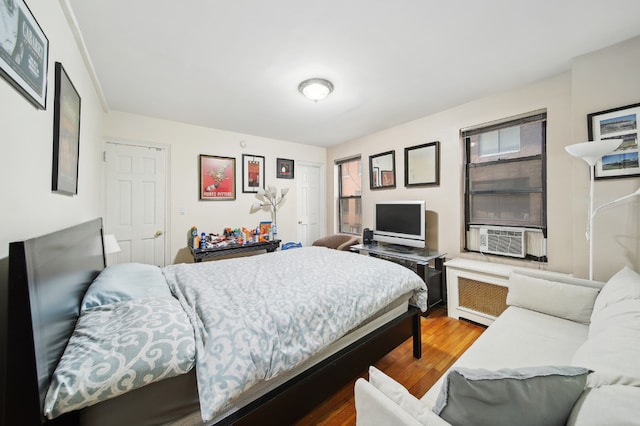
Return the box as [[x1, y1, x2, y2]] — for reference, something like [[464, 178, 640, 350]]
[[103, 234, 121, 254], [565, 139, 622, 166]]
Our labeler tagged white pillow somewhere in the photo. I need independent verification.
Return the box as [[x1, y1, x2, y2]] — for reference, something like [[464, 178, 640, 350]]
[[354, 379, 426, 426], [591, 266, 640, 320], [567, 385, 640, 426], [81, 263, 172, 311], [507, 272, 599, 324], [572, 299, 640, 387], [368, 366, 435, 425]]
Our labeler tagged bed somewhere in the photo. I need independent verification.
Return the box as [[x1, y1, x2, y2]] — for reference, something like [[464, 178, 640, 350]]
[[6, 218, 427, 425]]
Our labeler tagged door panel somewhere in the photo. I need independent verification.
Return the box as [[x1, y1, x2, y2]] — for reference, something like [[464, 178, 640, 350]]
[[105, 142, 166, 266], [297, 163, 324, 246]]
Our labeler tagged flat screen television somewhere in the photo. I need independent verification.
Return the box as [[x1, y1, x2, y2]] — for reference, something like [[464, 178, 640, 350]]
[[373, 200, 426, 248]]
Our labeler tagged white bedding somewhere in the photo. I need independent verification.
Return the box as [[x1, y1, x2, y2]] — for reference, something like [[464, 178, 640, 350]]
[[163, 246, 427, 422]]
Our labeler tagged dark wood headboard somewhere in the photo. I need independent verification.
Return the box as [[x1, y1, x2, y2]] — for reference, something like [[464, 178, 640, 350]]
[[6, 218, 105, 425]]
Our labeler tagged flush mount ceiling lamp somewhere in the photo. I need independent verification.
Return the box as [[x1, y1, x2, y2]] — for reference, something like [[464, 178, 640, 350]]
[[298, 78, 334, 102]]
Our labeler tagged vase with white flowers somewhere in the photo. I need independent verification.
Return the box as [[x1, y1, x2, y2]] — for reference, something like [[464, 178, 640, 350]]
[[250, 185, 289, 237]]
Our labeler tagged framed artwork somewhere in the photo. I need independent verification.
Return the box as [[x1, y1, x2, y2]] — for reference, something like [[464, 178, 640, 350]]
[[369, 150, 395, 190], [588, 103, 640, 180], [199, 155, 236, 200], [381, 170, 394, 186], [276, 158, 294, 179], [52, 63, 81, 195], [404, 141, 440, 187], [242, 154, 265, 193], [0, 0, 49, 109]]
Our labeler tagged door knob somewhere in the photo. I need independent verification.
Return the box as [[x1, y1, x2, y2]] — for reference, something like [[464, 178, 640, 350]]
[[298, 221, 303, 224], [155, 230, 163, 237]]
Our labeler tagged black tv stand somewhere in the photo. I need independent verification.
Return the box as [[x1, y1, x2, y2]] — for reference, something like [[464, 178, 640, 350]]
[[350, 244, 446, 312]]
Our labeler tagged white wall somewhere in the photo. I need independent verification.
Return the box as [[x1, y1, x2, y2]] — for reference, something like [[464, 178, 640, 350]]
[[327, 35, 640, 281], [0, 0, 105, 259], [102, 111, 326, 263], [0, 0, 106, 416], [328, 73, 574, 273], [569, 36, 640, 280]]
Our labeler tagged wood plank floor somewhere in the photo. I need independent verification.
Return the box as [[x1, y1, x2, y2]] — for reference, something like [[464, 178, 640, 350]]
[[294, 308, 486, 426]]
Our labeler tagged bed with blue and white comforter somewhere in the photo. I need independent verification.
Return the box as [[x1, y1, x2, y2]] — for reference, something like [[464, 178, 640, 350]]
[[163, 246, 427, 422], [43, 246, 426, 423]]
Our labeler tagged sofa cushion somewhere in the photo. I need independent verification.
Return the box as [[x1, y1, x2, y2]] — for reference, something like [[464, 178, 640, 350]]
[[571, 298, 640, 387], [354, 379, 431, 426], [433, 366, 589, 426], [368, 366, 436, 425], [591, 266, 640, 320], [566, 385, 640, 426], [420, 306, 589, 410], [506, 272, 599, 324]]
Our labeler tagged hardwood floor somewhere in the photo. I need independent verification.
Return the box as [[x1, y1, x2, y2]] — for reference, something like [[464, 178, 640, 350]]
[[294, 308, 486, 426]]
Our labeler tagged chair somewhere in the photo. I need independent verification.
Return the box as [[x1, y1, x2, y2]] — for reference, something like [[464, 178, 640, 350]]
[[312, 234, 360, 251]]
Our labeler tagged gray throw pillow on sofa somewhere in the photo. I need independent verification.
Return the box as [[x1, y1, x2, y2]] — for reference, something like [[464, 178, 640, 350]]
[[433, 366, 589, 426]]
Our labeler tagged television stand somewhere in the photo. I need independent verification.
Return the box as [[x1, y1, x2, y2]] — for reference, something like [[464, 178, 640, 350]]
[[384, 244, 415, 253], [350, 244, 446, 312]]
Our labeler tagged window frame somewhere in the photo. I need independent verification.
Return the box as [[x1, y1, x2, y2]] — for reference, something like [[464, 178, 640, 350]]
[[337, 156, 362, 235], [463, 112, 547, 257]]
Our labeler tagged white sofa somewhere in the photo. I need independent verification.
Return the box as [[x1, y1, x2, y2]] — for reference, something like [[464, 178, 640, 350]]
[[355, 266, 640, 425]]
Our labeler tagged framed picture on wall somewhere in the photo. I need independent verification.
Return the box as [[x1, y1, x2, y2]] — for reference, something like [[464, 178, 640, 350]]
[[588, 102, 640, 180], [0, 0, 49, 109], [52, 62, 81, 196], [242, 154, 265, 193], [276, 158, 294, 179], [404, 141, 440, 187], [381, 170, 394, 186], [199, 155, 236, 200]]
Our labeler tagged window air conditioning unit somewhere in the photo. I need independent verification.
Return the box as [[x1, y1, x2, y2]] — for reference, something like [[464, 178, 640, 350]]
[[479, 226, 527, 258]]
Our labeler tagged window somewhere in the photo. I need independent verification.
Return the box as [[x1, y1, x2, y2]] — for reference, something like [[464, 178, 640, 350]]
[[337, 157, 362, 234], [463, 111, 547, 260]]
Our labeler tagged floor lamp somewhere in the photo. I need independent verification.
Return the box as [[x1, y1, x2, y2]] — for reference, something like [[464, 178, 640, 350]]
[[565, 139, 634, 280]]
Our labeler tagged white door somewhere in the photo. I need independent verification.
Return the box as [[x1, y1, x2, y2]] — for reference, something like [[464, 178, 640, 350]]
[[105, 142, 167, 266], [296, 163, 324, 246]]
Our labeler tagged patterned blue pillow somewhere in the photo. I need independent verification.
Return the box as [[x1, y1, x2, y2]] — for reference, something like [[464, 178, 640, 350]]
[[44, 297, 195, 419]]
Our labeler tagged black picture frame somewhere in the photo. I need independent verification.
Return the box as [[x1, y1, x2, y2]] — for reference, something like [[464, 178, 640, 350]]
[[369, 150, 396, 190], [242, 154, 265, 193], [0, 0, 49, 109], [588, 102, 640, 180], [404, 141, 440, 187], [52, 62, 81, 195], [277, 158, 294, 179]]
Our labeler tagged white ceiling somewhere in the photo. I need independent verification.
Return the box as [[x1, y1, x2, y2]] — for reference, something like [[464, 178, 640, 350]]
[[67, 0, 640, 147]]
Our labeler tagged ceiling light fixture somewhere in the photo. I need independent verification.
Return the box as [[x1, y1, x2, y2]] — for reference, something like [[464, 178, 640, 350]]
[[298, 78, 333, 102]]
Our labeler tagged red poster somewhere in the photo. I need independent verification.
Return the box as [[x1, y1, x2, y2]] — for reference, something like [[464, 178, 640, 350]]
[[199, 155, 236, 200]]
